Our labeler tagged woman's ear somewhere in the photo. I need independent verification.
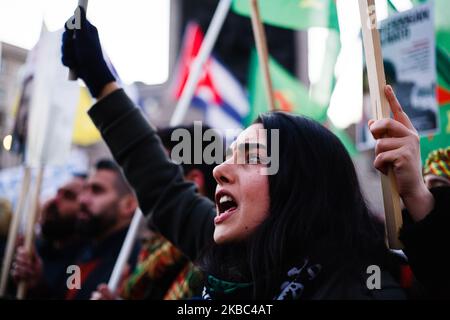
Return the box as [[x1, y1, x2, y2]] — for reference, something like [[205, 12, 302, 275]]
[[184, 169, 205, 195]]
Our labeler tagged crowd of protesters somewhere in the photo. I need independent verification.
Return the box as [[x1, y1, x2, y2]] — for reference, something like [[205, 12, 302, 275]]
[[0, 7, 449, 300]]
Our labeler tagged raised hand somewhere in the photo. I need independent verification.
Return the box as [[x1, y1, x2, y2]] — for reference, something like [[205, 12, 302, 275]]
[[11, 246, 43, 290], [369, 85, 435, 222], [61, 6, 116, 98]]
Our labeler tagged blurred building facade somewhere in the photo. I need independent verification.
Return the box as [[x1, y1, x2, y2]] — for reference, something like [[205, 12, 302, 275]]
[[0, 42, 27, 168]]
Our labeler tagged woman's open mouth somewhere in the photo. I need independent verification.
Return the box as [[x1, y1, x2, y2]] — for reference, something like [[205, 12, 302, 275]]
[[215, 191, 238, 224]]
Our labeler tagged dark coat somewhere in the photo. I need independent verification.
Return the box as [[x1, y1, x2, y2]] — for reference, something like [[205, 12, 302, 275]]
[[400, 187, 450, 299]]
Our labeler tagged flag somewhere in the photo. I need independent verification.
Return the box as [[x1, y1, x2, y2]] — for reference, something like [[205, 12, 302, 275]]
[[232, 0, 339, 32], [246, 50, 327, 124], [10, 75, 33, 157], [247, 51, 357, 156], [232, 0, 341, 114], [327, 121, 358, 157], [23, 24, 80, 167], [408, 0, 450, 162], [420, 51, 450, 162], [11, 74, 102, 149], [8, 23, 137, 156], [72, 87, 101, 146], [172, 23, 249, 132]]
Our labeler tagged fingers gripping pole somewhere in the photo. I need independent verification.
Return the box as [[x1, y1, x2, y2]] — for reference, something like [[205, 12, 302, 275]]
[[68, 0, 89, 81], [358, 0, 403, 249], [0, 167, 31, 297], [16, 167, 45, 299]]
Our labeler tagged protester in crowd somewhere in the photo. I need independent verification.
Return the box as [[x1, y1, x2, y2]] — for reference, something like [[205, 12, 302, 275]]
[[64, 159, 140, 299], [0, 198, 12, 263], [91, 125, 219, 300], [10, 174, 86, 298], [39, 174, 87, 247], [61, 9, 415, 299], [422, 147, 450, 189], [12, 160, 141, 299], [389, 144, 450, 299]]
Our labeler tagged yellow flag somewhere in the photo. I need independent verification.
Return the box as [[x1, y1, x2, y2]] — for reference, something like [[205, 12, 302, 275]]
[[72, 87, 101, 146]]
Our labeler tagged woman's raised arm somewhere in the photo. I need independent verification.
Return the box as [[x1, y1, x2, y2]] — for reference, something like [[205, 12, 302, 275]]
[[61, 7, 216, 261]]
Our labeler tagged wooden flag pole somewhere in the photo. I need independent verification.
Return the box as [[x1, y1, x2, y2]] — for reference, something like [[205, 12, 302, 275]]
[[16, 167, 45, 299], [0, 167, 31, 297], [68, 0, 89, 80], [170, 0, 232, 126], [107, 209, 144, 293], [358, 0, 403, 249], [249, 0, 276, 111]]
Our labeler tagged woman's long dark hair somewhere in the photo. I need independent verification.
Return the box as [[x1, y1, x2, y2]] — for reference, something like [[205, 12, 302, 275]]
[[199, 112, 388, 299]]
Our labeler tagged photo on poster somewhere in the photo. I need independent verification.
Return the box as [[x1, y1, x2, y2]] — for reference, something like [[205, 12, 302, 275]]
[[379, 2, 439, 136]]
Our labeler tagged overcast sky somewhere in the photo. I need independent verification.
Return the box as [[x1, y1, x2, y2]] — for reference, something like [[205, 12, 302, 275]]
[[0, 0, 170, 85]]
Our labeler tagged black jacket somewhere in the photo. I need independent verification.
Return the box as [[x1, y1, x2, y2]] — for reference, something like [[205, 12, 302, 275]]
[[88, 89, 406, 300], [400, 187, 450, 299]]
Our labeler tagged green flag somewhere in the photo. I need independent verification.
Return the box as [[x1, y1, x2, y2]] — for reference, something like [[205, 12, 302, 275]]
[[328, 121, 359, 157], [246, 51, 327, 125], [232, 0, 341, 114], [232, 0, 339, 31], [247, 51, 357, 156], [409, 0, 450, 162], [420, 50, 450, 163]]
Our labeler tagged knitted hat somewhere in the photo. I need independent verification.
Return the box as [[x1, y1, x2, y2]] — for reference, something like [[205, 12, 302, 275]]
[[423, 147, 450, 180]]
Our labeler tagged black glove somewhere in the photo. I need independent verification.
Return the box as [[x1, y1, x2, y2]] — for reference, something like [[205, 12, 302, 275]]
[[62, 7, 115, 98]]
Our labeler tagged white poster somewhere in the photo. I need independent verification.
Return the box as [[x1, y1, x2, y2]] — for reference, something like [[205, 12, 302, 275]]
[[379, 2, 439, 135], [25, 25, 79, 167]]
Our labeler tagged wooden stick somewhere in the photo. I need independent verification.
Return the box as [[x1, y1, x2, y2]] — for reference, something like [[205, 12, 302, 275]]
[[358, 0, 403, 249], [68, 0, 89, 81], [0, 167, 31, 297], [170, 0, 232, 126], [16, 167, 45, 299], [108, 210, 144, 293], [249, 0, 276, 111]]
